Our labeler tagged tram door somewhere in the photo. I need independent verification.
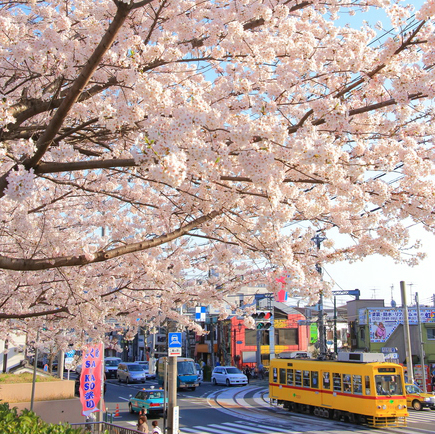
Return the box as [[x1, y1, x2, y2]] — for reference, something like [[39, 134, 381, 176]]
[[321, 371, 331, 406]]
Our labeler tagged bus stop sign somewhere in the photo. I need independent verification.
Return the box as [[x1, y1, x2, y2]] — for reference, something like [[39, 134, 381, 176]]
[[168, 332, 182, 357]]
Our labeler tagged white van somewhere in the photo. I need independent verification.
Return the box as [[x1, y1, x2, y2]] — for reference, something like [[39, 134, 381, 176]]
[[105, 357, 122, 378]]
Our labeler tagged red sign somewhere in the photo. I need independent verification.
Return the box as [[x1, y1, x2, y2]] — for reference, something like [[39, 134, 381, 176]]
[[80, 343, 103, 417]]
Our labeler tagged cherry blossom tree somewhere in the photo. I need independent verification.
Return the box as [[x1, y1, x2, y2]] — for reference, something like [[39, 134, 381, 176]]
[[1, 0, 435, 347]]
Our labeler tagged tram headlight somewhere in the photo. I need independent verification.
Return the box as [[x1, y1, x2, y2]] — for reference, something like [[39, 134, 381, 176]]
[[397, 405, 403, 409], [382, 405, 387, 410]]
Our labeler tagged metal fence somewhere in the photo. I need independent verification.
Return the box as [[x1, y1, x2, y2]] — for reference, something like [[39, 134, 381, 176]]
[[70, 421, 142, 434]]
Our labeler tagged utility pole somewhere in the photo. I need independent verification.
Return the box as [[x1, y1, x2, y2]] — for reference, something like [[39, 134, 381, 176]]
[[416, 293, 427, 392], [312, 233, 326, 359], [401, 281, 414, 384]]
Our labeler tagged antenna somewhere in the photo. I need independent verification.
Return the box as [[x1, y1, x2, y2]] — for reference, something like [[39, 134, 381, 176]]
[[370, 288, 377, 299]]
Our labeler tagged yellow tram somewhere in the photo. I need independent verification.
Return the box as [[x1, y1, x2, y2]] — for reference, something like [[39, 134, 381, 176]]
[[269, 352, 408, 428]]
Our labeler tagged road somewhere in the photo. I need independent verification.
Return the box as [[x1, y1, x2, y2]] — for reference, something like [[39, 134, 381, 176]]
[[101, 376, 435, 434]]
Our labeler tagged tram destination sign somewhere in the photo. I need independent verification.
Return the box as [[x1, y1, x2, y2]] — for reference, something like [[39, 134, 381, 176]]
[[381, 347, 398, 353]]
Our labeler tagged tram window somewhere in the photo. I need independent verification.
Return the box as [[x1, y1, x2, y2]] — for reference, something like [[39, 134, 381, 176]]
[[333, 373, 341, 392], [295, 370, 302, 386], [375, 374, 403, 395], [342, 374, 351, 393], [303, 370, 310, 387], [365, 375, 371, 395], [273, 367, 278, 383], [323, 372, 331, 389], [279, 368, 286, 384], [287, 369, 294, 385], [311, 371, 319, 388], [353, 375, 362, 394]]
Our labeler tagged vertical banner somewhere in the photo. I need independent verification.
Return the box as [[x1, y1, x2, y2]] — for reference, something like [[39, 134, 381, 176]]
[[80, 343, 103, 417]]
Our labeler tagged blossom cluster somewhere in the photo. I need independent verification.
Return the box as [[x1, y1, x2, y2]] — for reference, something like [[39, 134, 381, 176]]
[[0, 0, 434, 346]]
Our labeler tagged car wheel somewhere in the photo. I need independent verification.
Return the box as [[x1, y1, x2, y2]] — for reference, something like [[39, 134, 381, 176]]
[[226, 379, 230, 387], [191, 387, 196, 391], [129, 403, 134, 414], [212, 378, 217, 386], [142, 380, 145, 383], [118, 376, 121, 382], [413, 400, 423, 411]]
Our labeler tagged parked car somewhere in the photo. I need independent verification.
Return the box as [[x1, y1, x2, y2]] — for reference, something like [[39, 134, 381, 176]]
[[405, 383, 435, 410], [195, 363, 203, 384], [137, 361, 155, 379], [129, 387, 167, 417], [105, 357, 122, 378], [211, 366, 248, 386], [117, 362, 146, 384]]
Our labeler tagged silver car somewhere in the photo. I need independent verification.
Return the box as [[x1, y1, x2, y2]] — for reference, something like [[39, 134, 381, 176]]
[[117, 362, 146, 384], [212, 366, 248, 386]]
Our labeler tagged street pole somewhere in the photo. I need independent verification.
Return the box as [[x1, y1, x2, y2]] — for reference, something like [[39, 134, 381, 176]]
[[312, 233, 327, 359], [415, 292, 427, 392], [401, 281, 414, 384], [333, 295, 338, 355], [269, 311, 275, 361], [167, 355, 178, 434], [30, 330, 40, 411], [256, 329, 261, 369]]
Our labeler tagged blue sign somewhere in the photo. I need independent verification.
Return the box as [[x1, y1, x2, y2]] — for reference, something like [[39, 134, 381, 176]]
[[195, 307, 206, 321], [168, 332, 182, 348], [66, 350, 75, 358]]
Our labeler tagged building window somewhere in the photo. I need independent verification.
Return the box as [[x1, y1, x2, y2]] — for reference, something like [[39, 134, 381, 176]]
[[276, 328, 298, 345], [427, 328, 435, 340], [245, 330, 256, 346]]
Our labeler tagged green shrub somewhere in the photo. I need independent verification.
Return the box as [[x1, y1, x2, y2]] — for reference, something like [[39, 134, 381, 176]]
[[0, 403, 82, 434]]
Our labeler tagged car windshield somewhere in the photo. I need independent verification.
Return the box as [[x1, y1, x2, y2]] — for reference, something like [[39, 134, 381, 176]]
[[375, 374, 403, 395], [226, 368, 241, 374], [105, 360, 119, 366], [139, 362, 149, 368], [406, 384, 422, 394], [178, 361, 196, 375], [128, 365, 143, 371]]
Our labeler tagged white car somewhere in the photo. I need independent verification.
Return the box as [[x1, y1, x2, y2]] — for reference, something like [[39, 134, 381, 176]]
[[212, 366, 248, 386]]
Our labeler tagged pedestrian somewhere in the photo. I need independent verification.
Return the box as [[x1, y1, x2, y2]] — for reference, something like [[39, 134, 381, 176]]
[[151, 420, 162, 434], [137, 408, 148, 433], [244, 366, 251, 383], [137, 415, 148, 433], [258, 363, 264, 380], [431, 373, 435, 392]]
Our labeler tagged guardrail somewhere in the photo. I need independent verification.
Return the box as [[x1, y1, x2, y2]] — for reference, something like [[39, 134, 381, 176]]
[[70, 421, 142, 434]]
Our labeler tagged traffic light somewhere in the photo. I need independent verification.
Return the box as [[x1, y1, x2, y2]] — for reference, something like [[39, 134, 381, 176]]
[[253, 311, 272, 329]]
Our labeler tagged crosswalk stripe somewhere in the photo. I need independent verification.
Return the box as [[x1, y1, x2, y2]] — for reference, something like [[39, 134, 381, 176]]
[[222, 421, 296, 433]]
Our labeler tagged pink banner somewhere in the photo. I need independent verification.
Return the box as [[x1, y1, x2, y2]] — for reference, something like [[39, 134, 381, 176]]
[[80, 343, 103, 417]]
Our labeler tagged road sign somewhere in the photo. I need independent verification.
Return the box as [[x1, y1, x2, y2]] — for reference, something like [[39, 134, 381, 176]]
[[65, 350, 75, 358], [168, 347, 182, 357], [381, 347, 398, 353], [195, 307, 206, 321], [65, 357, 74, 370], [168, 332, 182, 348]]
